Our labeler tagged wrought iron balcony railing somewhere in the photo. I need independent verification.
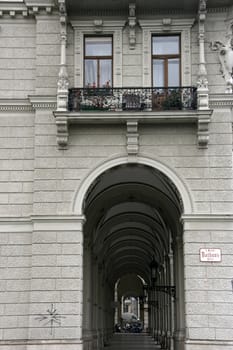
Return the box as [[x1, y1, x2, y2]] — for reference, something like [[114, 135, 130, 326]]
[[68, 87, 197, 112]]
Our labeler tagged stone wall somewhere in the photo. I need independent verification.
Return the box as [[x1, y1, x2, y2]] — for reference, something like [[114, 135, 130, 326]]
[[0, 5, 233, 350], [0, 19, 36, 98]]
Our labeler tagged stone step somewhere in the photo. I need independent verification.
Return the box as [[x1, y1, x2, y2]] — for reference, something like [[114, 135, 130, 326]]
[[107, 333, 160, 350]]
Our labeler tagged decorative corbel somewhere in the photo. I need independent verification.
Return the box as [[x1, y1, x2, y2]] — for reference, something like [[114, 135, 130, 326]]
[[126, 121, 139, 155], [196, 0, 209, 111], [197, 113, 211, 148], [210, 24, 233, 93], [93, 19, 103, 33], [128, 3, 137, 50], [162, 18, 172, 32], [57, 0, 69, 111], [55, 115, 68, 149]]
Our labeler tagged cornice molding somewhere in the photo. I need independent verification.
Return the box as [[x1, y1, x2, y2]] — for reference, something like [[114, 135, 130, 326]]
[[32, 214, 86, 231], [182, 214, 233, 230], [70, 19, 126, 29], [186, 340, 233, 346], [0, 2, 28, 17], [0, 339, 83, 345], [207, 7, 228, 13], [0, 0, 56, 17], [0, 214, 86, 232], [0, 216, 32, 233], [139, 18, 195, 29], [182, 214, 233, 222]]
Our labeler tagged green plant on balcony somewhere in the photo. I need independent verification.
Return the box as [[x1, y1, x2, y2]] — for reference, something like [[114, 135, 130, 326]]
[[162, 90, 183, 110]]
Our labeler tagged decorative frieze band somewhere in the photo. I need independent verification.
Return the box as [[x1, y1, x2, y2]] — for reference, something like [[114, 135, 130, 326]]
[[0, 101, 33, 112], [0, 97, 57, 112], [209, 94, 233, 108], [29, 96, 57, 110]]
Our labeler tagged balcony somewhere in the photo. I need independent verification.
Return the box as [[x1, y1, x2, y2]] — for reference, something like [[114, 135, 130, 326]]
[[54, 86, 212, 150], [68, 87, 197, 112]]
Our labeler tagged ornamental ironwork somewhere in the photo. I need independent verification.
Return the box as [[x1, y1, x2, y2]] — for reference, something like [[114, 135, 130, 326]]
[[68, 87, 197, 112]]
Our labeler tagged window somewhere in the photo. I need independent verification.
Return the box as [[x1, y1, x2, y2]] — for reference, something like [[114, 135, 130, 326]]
[[152, 35, 180, 87], [84, 36, 113, 88]]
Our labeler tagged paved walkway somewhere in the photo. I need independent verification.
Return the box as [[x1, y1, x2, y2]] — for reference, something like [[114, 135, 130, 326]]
[[107, 333, 160, 350]]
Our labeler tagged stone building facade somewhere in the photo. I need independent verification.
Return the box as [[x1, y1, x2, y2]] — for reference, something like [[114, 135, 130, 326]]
[[0, 0, 233, 350]]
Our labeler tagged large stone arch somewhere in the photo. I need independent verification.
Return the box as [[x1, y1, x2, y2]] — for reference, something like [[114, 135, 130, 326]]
[[71, 155, 194, 216], [73, 155, 194, 350]]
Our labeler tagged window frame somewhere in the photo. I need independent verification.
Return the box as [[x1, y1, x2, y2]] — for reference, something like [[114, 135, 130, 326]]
[[84, 35, 113, 88], [151, 34, 181, 87], [140, 18, 194, 87]]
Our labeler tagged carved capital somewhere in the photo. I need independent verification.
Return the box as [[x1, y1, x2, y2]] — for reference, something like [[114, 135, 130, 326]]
[[197, 86, 209, 111]]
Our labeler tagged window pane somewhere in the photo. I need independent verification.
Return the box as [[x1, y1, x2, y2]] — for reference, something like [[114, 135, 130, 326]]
[[85, 37, 112, 56], [99, 60, 112, 87], [153, 59, 164, 87], [85, 60, 97, 87], [168, 58, 180, 86], [152, 36, 179, 55]]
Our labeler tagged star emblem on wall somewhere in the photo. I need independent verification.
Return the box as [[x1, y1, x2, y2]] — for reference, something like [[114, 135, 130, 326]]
[[35, 304, 66, 335]]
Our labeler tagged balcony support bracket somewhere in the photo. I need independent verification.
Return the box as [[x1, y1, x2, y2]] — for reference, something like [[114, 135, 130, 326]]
[[197, 112, 211, 148], [126, 120, 139, 155], [56, 115, 68, 149]]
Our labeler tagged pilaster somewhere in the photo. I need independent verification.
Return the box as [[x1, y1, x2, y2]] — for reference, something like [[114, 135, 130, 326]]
[[196, 0, 209, 111], [28, 215, 85, 345], [57, 0, 69, 111]]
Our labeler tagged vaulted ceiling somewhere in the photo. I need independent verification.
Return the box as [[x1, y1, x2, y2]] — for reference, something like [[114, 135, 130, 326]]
[[83, 164, 183, 287]]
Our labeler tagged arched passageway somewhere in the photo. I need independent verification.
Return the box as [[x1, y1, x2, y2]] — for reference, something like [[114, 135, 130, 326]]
[[81, 163, 186, 350]]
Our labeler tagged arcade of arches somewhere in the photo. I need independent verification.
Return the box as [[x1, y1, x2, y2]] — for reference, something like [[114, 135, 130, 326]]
[[82, 164, 186, 350]]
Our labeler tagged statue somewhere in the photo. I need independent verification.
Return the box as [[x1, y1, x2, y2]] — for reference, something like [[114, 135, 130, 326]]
[[210, 24, 233, 93]]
